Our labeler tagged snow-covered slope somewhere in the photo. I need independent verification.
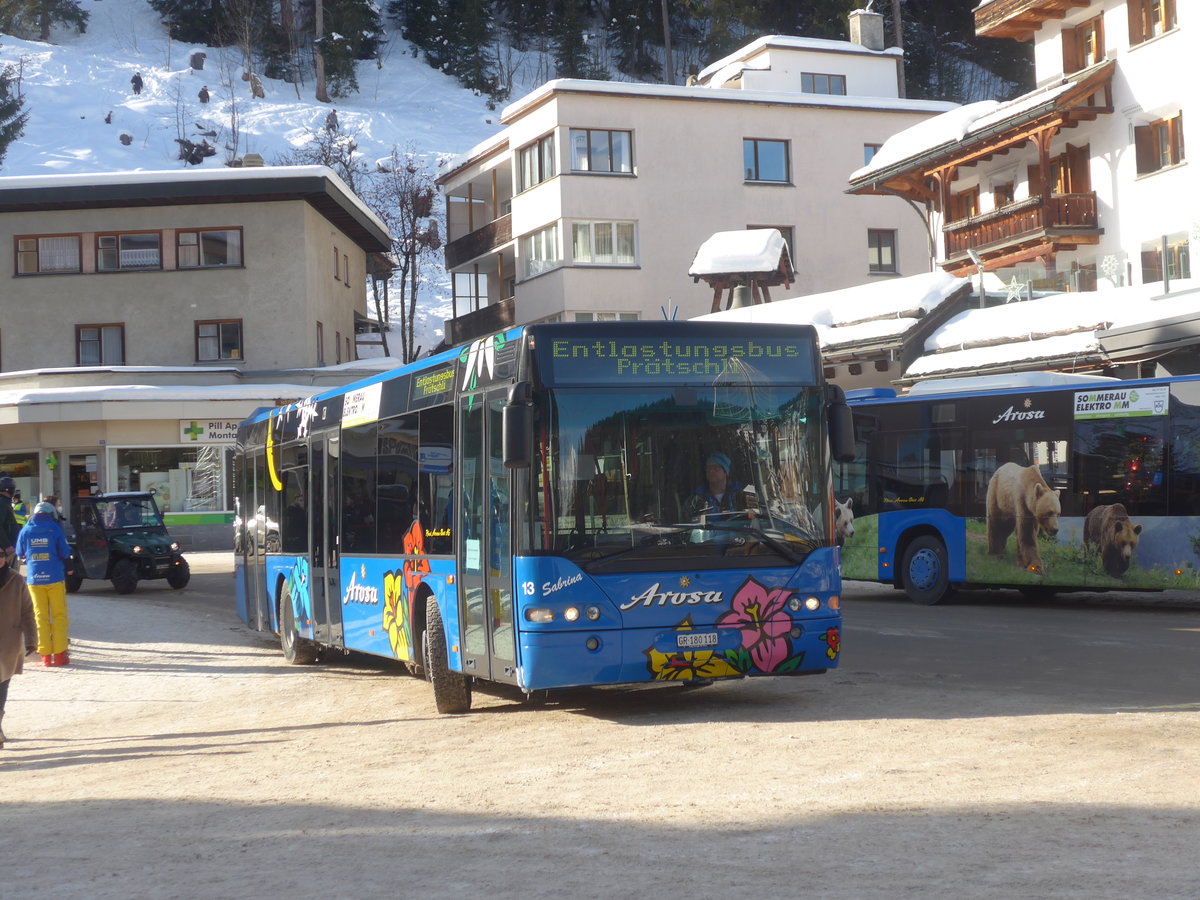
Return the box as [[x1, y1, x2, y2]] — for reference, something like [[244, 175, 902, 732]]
[[1, 0, 509, 352]]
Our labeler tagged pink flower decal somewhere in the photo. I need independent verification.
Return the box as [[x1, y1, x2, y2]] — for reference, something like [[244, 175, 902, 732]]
[[715, 577, 794, 673]]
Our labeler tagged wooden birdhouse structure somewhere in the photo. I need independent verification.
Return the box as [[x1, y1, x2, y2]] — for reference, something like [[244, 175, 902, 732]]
[[689, 229, 794, 314]]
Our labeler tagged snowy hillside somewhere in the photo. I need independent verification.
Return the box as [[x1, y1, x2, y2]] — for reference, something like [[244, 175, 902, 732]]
[[0, 0, 511, 354]]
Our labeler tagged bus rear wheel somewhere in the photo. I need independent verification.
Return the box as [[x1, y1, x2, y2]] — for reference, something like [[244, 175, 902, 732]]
[[901, 535, 954, 605], [280, 585, 318, 665], [424, 596, 471, 714]]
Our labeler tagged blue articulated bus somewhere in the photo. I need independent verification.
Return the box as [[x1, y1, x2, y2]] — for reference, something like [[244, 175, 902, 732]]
[[234, 321, 855, 712]]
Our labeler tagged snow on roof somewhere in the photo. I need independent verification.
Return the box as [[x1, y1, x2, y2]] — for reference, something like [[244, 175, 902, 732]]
[[695, 270, 966, 349], [911, 280, 1200, 378], [696, 34, 902, 84], [689, 229, 787, 276], [0, 382, 322, 407], [851, 72, 1088, 182], [906, 370, 1118, 396]]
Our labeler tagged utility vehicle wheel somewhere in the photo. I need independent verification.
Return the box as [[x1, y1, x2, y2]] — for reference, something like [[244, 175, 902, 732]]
[[424, 596, 471, 714], [280, 584, 318, 665], [900, 535, 954, 605], [166, 557, 191, 590], [111, 558, 139, 595]]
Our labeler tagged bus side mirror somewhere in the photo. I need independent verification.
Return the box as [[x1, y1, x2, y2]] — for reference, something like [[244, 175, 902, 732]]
[[503, 381, 533, 469], [826, 384, 857, 464]]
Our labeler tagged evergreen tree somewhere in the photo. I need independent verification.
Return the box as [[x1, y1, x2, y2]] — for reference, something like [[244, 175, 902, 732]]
[[606, 0, 659, 80], [0, 0, 88, 41], [445, 0, 497, 94], [551, 0, 590, 78], [0, 63, 28, 171], [147, 0, 224, 45]]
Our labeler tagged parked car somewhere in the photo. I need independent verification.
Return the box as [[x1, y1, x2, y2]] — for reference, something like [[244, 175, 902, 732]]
[[66, 492, 190, 594]]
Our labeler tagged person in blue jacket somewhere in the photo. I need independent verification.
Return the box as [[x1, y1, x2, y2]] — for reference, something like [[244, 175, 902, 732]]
[[16, 501, 74, 667], [685, 452, 744, 520]]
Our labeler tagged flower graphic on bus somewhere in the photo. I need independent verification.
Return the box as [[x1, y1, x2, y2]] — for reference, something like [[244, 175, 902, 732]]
[[715, 577, 799, 673], [644, 616, 740, 681], [644, 578, 810, 680], [382, 521, 430, 661], [286, 557, 311, 625], [819, 627, 840, 661]]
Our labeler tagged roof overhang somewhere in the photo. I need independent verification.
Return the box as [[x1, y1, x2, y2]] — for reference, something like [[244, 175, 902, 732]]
[[975, 0, 1093, 42], [848, 60, 1115, 198], [0, 167, 392, 253]]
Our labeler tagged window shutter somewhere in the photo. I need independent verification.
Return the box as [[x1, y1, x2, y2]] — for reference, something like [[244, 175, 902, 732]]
[[1134, 124, 1155, 173], [1027, 163, 1043, 198], [1171, 112, 1184, 164], [1166, 0, 1177, 31], [1067, 143, 1090, 193], [1062, 26, 1079, 74], [1128, 1, 1145, 45]]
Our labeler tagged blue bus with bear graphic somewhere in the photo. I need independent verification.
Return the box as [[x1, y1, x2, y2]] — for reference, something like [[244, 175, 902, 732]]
[[835, 371, 1200, 604], [234, 321, 856, 712]]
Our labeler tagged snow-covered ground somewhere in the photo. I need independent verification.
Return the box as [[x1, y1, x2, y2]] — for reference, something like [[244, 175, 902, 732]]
[[0, 0, 515, 353]]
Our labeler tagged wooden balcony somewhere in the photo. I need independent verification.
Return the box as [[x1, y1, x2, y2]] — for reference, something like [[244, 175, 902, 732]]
[[943, 193, 1100, 272], [975, 0, 1092, 41], [446, 297, 515, 347], [444, 213, 512, 270]]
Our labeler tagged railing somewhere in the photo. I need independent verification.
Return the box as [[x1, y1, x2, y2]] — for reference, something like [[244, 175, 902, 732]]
[[944, 193, 1098, 258], [445, 297, 515, 347], [444, 213, 512, 270]]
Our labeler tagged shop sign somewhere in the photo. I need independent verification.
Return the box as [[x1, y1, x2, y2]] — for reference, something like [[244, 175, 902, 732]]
[[180, 419, 241, 443]]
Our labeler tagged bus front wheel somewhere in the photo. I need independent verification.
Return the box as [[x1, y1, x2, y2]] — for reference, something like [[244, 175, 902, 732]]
[[901, 535, 954, 605], [424, 596, 471, 714]]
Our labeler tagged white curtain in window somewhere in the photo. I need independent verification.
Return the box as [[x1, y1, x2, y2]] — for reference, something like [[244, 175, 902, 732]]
[[39, 236, 80, 271]]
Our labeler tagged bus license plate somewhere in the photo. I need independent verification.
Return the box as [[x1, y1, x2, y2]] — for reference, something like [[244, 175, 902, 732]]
[[677, 631, 718, 650]]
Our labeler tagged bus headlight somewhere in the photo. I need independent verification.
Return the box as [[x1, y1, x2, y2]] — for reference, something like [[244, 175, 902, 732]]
[[585, 605, 601, 622], [525, 609, 554, 623], [564, 607, 580, 622], [804, 596, 821, 611], [787, 596, 802, 612]]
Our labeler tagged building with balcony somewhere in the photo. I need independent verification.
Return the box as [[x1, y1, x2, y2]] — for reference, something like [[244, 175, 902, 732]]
[[438, 13, 958, 346], [0, 165, 394, 547], [849, 0, 1192, 295]]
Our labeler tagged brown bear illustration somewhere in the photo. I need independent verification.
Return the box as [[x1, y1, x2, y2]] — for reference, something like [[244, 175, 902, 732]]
[[1083, 503, 1142, 577], [985, 462, 1061, 573]]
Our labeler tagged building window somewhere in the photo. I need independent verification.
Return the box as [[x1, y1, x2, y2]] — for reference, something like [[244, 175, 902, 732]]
[[317, 322, 325, 366], [16, 234, 82, 274], [571, 221, 637, 266], [1135, 113, 1185, 175], [1129, 0, 1176, 45], [335, 330, 342, 364], [1141, 233, 1191, 284], [1064, 15, 1104, 74], [177, 228, 242, 268], [948, 186, 980, 221], [743, 138, 790, 183], [521, 224, 560, 278], [569, 129, 633, 174], [519, 133, 557, 190], [574, 312, 639, 322], [196, 320, 243, 361], [333, 247, 340, 281], [97, 232, 161, 271], [863, 143, 882, 165], [992, 181, 1015, 207], [801, 72, 846, 95], [346, 336, 352, 363], [77, 324, 125, 365], [868, 229, 898, 274]]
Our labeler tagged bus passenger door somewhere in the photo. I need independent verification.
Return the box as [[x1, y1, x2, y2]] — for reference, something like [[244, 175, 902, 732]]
[[458, 388, 517, 684], [309, 437, 343, 645]]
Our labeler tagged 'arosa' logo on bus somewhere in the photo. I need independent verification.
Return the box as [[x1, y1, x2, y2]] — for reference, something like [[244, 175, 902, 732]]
[[992, 398, 1046, 425], [621, 582, 726, 610], [343, 571, 380, 606]]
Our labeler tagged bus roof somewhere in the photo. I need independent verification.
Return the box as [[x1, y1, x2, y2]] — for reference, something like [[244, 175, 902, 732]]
[[906, 371, 1120, 396]]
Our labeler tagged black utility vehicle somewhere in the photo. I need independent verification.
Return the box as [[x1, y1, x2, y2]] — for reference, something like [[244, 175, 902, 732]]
[[66, 492, 190, 594]]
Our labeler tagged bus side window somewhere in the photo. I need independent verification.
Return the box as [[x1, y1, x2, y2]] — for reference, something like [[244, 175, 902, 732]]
[[281, 468, 307, 553]]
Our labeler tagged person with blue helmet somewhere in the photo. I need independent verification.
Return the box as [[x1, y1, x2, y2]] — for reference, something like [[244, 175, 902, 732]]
[[16, 501, 74, 667]]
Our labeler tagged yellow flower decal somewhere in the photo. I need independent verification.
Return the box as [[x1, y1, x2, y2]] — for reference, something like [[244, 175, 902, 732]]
[[644, 615, 739, 681], [382, 570, 410, 661]]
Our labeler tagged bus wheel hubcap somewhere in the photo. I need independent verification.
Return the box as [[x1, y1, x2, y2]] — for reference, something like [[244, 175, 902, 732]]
[[911, 550, 940, 590]]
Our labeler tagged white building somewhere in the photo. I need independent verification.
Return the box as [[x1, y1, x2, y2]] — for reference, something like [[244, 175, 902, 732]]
[[850, 0, 1193, 294], [437, 14, 957, 347]]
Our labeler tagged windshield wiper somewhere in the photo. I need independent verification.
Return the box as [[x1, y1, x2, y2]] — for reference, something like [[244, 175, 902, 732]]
[[692, 522, 818, 564]]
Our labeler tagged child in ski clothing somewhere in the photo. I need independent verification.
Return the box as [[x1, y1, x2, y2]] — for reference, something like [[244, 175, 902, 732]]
[[16, 501, 73, 667]]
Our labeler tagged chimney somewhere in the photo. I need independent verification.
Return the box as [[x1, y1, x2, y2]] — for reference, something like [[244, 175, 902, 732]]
[[849, 8, 885, 51]]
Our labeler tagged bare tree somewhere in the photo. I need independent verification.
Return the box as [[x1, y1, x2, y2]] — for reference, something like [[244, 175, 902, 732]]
[[274, 119, 370, 193], [365, 146, 444, 363]]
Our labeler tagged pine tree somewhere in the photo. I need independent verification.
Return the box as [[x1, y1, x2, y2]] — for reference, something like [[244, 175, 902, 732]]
[[0, 63, 29, 171], [606, 0, 659, 80], [147, 0, 223, 44], [0, 0, 88, 40]]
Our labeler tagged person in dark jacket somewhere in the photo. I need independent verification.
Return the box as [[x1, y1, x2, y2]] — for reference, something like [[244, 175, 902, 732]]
[[0, 477, 20, 563], [198, 85, 210, 103], [130, 71, 143, 95], [0, 551, 37, 748], [16, 502, 73, 667], [684, 452, 744, 519]]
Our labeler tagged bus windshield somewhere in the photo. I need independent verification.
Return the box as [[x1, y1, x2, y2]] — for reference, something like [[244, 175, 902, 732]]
[[532, 382, 828, 569]]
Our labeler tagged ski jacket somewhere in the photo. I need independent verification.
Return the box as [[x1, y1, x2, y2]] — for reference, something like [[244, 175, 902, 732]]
[[16, 513, 73, 586]]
